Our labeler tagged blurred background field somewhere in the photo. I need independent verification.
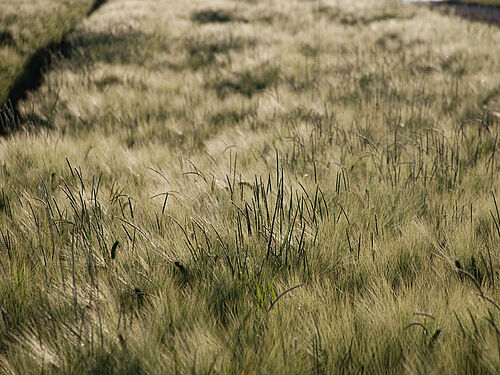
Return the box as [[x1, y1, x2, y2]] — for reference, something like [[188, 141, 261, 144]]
[[0, 0, 499, 373], [0, 0, 97, 105], [460, 0, 500, 5]]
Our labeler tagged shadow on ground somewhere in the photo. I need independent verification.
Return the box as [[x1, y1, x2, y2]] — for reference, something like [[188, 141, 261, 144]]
[[426, 1, 500, 25], [0, 0, 110, 135]]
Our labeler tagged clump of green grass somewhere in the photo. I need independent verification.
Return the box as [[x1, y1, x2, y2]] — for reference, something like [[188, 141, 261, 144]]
[[315, 2, 415, 25], [67, 28, 166, 67], [191, 8, 244, 24], [185, 32, 254, 70], [1, 0, 500, 373], [211, 64, 280, 98], [0, 30, 15, 47], [208, 108, 246, 127]]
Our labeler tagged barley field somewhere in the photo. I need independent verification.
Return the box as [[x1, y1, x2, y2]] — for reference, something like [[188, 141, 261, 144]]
[[0, 0, 499, 373], [0, 0, 99, 106]]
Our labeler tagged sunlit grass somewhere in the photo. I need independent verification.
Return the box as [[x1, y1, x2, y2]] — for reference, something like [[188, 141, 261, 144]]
[[0, 0, 499, 373], [0, 0, 97, 105]]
